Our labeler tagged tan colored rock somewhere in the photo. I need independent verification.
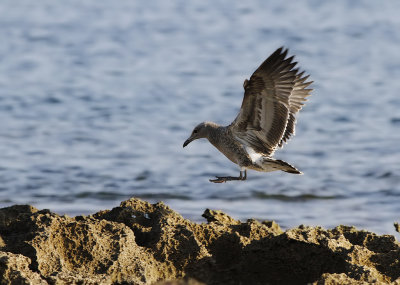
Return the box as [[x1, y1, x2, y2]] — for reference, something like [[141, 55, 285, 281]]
[[0, 252, 47, 284], [0, 198, 400, 284]]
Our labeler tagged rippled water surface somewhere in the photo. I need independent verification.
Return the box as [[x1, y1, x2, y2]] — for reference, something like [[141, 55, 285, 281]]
[[1, 0, 400, 234]]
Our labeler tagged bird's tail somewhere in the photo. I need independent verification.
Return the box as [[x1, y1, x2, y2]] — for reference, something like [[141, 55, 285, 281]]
[[258, 157, 302, 174]]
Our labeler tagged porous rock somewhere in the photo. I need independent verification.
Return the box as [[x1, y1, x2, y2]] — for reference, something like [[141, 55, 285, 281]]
[[0, 198, 399, 284]]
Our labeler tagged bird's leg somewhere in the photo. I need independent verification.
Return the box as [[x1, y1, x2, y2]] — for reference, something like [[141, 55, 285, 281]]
[[209, 170, 247, 183]]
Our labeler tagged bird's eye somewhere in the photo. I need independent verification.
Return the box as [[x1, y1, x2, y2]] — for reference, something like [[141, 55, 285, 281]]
[[193, 129, 198, 134]]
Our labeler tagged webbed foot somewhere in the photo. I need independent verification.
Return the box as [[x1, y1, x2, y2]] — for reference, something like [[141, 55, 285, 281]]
[[209, 170, 247, 183]]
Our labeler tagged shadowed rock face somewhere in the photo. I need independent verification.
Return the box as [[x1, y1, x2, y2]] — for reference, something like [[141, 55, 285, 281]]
[[0, 198, 399, 284]]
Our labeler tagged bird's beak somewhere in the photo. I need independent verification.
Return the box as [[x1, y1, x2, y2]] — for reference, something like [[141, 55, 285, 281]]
[[183, 138, 192, 148]]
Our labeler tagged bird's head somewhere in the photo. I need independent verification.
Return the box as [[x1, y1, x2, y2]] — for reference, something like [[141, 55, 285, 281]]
[[183, 122, 209, 148]]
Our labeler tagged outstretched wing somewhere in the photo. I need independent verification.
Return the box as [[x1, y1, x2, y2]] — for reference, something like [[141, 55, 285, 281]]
[[229, 47, 313, 156]]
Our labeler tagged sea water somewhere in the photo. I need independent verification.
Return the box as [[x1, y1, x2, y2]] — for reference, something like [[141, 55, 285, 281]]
[[0, 0, 399, 234]]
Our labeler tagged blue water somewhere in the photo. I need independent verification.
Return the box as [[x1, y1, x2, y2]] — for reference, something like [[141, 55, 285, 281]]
[[1, 0, 400, 235]]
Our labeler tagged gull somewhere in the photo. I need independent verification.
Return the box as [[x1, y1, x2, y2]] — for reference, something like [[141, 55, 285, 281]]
[[183, 47, 313, 183]]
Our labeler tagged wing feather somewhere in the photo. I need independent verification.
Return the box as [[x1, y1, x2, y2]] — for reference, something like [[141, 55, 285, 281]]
[[230, 47, 313, 155]]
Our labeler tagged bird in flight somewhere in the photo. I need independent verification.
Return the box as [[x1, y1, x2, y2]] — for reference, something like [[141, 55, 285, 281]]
[[183, 47, 313, 183]]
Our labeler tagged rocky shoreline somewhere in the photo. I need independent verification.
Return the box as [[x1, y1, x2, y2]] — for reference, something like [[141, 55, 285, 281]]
[[1, 198, 399, 284]]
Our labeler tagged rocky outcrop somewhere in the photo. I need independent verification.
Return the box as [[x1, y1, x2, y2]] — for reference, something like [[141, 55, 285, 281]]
[[0, 198, 399, 284]]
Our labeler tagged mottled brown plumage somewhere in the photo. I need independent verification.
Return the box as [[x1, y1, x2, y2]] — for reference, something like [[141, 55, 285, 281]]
[[183, 47, 313, 183]]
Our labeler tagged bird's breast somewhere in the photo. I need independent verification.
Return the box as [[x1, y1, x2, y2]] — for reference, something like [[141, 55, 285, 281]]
[[208, 135, 253, 167]]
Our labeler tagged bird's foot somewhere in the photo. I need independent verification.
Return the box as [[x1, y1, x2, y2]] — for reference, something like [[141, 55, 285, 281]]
[[209, 176, 241, 183], [209, 171, 247, 183]]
